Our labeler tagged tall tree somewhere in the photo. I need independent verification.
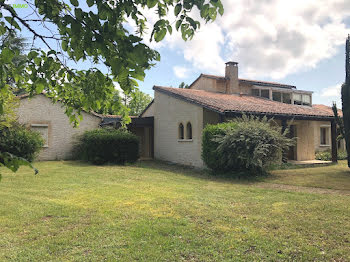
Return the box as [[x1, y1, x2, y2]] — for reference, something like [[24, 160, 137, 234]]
[[0, 0, 224, 174], [342, 35, 350, 168]]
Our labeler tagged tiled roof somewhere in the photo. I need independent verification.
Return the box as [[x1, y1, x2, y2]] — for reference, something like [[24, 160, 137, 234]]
[[154, 86, 335, 119], [313, 104, 342, 117], [198, 74, 296, 89]]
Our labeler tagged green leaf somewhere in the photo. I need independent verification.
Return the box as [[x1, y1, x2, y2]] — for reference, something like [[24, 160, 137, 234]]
[[154, 28, 167, 42], [174, 4, 182, 16], [87, 0, 94, 7], [35, 79, 45, 93], [70, 0, 79, 7], [62, 40, 68, 51], [147, 0, 158, 8], [5, 17, 21, 30], [175, 20, 182, 31], [1, 47, 14, 63]]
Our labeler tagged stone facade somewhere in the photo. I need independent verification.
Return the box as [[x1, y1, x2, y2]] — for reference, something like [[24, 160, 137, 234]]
[[17, 95, 101, 160]]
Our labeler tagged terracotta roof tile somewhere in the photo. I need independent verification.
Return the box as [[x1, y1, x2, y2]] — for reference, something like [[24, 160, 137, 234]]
[[154, 86, 334, 119], [313, 104, 342, 117]]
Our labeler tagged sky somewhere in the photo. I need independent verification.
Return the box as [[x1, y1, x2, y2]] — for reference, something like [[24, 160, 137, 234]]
[[5, 0, 350, 107]]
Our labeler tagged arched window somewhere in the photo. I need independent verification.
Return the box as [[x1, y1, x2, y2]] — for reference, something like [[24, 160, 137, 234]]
[[178, 123, 184, 140], [186, 122, 192, 139]]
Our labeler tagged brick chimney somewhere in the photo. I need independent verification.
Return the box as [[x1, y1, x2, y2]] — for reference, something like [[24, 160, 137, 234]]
[[225, 62, 239, 94]]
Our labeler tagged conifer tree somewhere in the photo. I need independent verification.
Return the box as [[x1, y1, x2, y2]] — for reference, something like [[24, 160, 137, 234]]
[[341, 35, 350, 168]]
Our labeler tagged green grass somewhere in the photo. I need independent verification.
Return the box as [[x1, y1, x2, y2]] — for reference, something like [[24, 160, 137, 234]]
[[266, 160, 350, 190], [1, 161, 350, 261]]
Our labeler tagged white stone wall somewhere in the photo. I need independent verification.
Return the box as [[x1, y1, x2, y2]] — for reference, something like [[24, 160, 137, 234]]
[[153, 91, 204, 167], [17, 95, 101, 160]]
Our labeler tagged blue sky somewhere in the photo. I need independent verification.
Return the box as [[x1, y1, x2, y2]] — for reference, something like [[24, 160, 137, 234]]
[[5, 0, 350, 107]]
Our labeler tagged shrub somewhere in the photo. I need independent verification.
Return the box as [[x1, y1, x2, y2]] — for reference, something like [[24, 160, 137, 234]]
[[201, 122, 237, 171], [315, 150, 347, 161], [75, 128, 139, 165], [202, 116, 294, 175], [0, 124, 44, 162]]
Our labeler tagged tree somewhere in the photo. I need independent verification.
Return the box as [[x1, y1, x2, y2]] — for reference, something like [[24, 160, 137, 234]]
[[0, 0, 224, 174], [127, 89, 153, 116], [178, 82, 189, 89], [341, 35, 350, 168]]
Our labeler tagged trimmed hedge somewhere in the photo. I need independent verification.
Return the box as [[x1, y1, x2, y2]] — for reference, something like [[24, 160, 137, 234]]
[[202, 116, 293, 175], [0, 125, 44, 162], [75, 128, 139, 165]]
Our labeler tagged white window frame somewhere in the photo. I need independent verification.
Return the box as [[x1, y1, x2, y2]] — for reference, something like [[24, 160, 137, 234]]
[[320, 125, 331, 147]]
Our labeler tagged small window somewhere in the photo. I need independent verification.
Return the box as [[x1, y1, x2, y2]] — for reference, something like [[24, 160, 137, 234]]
[[272, 92, 282, 102], [31, 124, 49, 147], [320, 127, 329, 145], [261, 89, 270, 99], [186, 122, 192, 139], [178, 123, 184, 140]]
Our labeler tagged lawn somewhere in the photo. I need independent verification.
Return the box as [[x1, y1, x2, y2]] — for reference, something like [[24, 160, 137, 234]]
[[267, 160, 350, 191], [0, 161, 350, 261]]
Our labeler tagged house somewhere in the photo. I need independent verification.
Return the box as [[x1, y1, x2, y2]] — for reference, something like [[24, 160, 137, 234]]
[[17, 94, 102, 160], [140, 62, 341, 168], [17, 94, 154, 160], [17, 62, 342, 167]]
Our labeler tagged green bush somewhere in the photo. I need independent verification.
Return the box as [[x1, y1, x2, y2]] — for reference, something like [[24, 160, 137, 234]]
[[201, 122, 237, 171], [202, 116, 294, 175], [0, 124, 44, 162], [75, 128, 139, 165], [315, 150, 347, 161]]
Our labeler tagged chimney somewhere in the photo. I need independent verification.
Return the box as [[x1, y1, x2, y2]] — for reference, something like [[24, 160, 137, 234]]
[[225, 62, 239, 94]]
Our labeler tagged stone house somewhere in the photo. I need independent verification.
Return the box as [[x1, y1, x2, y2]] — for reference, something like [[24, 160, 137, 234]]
[[141, 62, 342, 168]]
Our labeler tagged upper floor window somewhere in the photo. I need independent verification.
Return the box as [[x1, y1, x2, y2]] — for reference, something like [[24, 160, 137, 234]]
[[186, 122, 192, 139], [178, 123, 184, 140], [293, 93, 311, 106]]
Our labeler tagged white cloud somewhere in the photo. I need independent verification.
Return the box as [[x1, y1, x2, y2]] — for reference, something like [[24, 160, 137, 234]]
[[321, 83, 342, 97], [129, 0, 350, 79], [173, 66, 191, 79]]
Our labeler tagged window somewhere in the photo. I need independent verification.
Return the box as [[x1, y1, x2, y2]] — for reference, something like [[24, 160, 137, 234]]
[[252, 89, 260, 97], [31, 124, 49, 147], [186, 122, 192, 139], [272, 91, 282, 102], [178, 123, 184, 140], [282, 93, 291, 104], [293, 93, 302, 105], [260, 89, 270, 99], [320, 127, 329, 146], [302, 95, 311, 106]]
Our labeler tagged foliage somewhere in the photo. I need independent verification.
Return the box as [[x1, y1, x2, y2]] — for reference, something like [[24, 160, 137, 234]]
[[0, 124, 44, 162], [332, 102, 345, 140], [315, 150, 348, 161], [178, 82, 189, 89], [0, 90, 18, 129], [74, 128, 139, 165], [125, 89, 153, 116], [341, 35, 350, 168], [201, 122, 236, 171], [202, 116, 294, 175], [0, 0, 223, 174]]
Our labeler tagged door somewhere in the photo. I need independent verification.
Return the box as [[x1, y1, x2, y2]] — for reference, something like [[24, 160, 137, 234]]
[[286, 125, 297, 160]]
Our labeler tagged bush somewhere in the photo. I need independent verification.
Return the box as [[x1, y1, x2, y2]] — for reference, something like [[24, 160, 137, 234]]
[[75, 128, 139, 165], [202, 116, 294, 175], [315, 150, 347, 161], [201, 122, 237, 171], [0, 124, 44, 162]]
